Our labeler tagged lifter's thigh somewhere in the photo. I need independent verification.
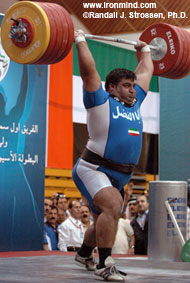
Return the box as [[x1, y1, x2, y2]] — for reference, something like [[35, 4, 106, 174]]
[[93, 186, 123, 219]]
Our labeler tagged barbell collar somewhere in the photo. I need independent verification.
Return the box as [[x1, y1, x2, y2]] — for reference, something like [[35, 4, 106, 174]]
[[9, 18, 27, 43]]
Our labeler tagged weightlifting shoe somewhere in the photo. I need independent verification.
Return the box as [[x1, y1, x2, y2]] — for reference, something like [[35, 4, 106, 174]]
[[94, 256, 127, 281], [75, 252, 97, 271]]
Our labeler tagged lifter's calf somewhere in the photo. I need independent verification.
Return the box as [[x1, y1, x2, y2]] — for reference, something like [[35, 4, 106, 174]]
[[93, 186, 123, 267], [78, 222, 97, 257]]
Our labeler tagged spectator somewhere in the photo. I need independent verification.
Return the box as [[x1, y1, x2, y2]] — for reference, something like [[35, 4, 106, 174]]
[[58, 199, 84, 252], [112, 215, 135, 254], [125, 181, 135, 204], [44, 206, 59, 250], [125, 197, 138, 222], [131, 195, 149, 255], [44, 197, 52, 223], [56, 193, 70, 217], [57, 208, 67, 225], [80, 205, 93, 232], [57, 195, 67, 210], [52, 193, 70, 217]]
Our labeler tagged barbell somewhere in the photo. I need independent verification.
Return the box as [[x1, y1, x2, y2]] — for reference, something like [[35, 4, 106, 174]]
[[1, 1, 190, 79]]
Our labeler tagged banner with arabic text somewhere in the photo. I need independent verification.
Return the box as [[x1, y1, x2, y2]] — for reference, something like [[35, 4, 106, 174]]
[[0, 15, 48, 251]]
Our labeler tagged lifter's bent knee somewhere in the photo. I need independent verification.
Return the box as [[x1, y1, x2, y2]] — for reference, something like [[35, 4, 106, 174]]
[[93, 186, 123, 219]]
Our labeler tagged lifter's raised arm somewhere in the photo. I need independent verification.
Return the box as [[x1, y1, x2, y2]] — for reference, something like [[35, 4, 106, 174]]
[[134, 41, 154, 93], [75, 30, 101, 92]]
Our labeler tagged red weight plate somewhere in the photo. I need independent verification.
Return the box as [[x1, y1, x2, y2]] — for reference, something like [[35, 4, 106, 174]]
[[173, 29, 190, 78], [62, 8, 74, 57], [38, 3, 65, 64], [174, 29, 189, 76], [46, 3, 68, 64], [137, 23, 182, 76], [52, 7, 71, 63], [174, 71, 190, 79], [166, 27, 189, 78], [169, 28, 186, 77], [34, 2, 58, 64], [53, 6, 74, 63], [181, 29, 190, 68], [162, 26, 188, 78], [18, 0, 73, 64]]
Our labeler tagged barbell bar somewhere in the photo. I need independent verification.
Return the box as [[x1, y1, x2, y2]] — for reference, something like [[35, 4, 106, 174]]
[[1, 1, 190, 80], [85, 34, 160, 51]]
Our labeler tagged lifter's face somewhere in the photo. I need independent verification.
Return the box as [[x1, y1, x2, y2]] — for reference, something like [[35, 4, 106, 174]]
[[108, 78, 136, 105]]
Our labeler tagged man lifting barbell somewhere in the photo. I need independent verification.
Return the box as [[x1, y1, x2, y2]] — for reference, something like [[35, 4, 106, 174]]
[[72, 30, 153, 282], [2, 0, 190, 280]]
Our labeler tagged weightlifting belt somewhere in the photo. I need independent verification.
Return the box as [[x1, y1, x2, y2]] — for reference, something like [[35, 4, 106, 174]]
[[81, 148, 135, 174]]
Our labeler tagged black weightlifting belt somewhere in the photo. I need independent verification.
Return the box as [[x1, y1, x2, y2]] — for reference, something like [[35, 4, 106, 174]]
[[81, 148, 135, 174]]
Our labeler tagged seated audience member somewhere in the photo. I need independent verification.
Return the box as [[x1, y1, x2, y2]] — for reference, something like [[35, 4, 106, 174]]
[[57, 208, 67, 225], [80, 205, 93, 232], [131, 195, 149, 255], [44, 206, 59, 250], [58, 199, 84, 252], [112, 216, 135, 254], [125, 197, 138, 222], [44, 197, 52, 223]]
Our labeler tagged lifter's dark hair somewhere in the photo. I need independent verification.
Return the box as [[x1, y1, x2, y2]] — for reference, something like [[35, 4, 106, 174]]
[[105, 68, 137, 91]]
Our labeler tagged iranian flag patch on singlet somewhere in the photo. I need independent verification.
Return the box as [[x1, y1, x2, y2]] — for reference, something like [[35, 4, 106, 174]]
[[128, 128, 140, 136]]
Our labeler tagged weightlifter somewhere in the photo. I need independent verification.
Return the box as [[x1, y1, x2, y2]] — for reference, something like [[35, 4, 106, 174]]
[[72, 30, 154, 281]]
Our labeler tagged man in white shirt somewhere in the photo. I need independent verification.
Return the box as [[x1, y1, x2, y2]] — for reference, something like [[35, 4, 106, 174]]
[[58, 199, 84, 252], [124, 197, 138, 222], [112, 217, 135, 254]]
